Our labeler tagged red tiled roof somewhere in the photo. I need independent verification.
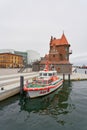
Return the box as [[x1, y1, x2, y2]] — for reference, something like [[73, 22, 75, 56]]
[[50, 33, 69, 46], [60, 33, 69, 45]]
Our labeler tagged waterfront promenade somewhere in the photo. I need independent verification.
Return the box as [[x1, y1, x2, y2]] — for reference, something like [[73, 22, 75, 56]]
[[0, 68, 87, 101], [0, 68, 38, 101], [59, 72, 87, 81]]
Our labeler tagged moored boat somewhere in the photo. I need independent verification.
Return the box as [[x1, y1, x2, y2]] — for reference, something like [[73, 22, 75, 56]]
[[23, 62, 63, 98]]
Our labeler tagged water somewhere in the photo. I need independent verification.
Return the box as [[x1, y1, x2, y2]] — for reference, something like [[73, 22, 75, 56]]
[[0, 81, 87, 130]]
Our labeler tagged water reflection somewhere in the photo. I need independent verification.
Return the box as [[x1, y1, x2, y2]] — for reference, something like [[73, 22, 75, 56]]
[[0, 94, 19, 110], [19, 81, 75, 125]]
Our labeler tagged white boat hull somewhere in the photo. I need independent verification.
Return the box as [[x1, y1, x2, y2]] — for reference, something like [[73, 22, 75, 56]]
[[26, 79, 63, 98]]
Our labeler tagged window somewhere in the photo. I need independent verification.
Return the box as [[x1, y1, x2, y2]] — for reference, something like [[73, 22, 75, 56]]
[[43, 73, 47, 76], [48, 73, 52, 76], [40, 73, 42, 76], [53, 54, 55, 57], [60, 54, 63, 60]]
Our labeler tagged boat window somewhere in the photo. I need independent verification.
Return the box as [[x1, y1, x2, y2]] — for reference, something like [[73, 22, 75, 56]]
[[48, 73, 53, 76], [39, 73, 42, 76], [43, 73, 47, 76]]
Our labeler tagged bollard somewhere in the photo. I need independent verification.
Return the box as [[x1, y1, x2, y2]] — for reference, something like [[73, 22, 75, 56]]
[[63, 74, 65, 81], [20, 76, 24, 95], [1, 87, 4, 90], [68, 74, 70, 82]]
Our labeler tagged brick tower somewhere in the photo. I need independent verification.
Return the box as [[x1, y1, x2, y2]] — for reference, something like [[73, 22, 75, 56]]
[[49, 33, 72, 63], [40, 32, 72, 74]]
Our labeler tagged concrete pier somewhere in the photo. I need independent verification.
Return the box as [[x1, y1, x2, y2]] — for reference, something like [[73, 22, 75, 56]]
[[59, 73, 87, 81], [0, 70, 87, 101], [0, 72, 38, 101]]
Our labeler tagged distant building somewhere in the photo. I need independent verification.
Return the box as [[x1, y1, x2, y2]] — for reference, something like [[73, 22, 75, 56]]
[[14, 51, 28, 66], [0, 49, 40, 67], [0, 49, 15, 54], [0, 53, 23, 68], [39, 33, 72, 73], [27, 50, 40, 65]]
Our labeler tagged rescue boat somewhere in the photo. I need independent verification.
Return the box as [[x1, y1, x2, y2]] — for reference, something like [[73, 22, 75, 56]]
[[23, 62, 63, 98]]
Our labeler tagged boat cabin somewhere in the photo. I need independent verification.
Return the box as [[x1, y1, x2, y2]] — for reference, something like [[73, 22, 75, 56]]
[[39, 70, 57, 78], [32, 70, 58, 86]]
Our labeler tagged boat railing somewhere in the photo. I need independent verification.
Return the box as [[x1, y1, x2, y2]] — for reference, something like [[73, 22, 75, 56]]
[[32, 78, 53, 86]]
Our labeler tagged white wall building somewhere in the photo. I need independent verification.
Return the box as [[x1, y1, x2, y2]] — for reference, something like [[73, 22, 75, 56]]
[[27, 50, 40, 64]]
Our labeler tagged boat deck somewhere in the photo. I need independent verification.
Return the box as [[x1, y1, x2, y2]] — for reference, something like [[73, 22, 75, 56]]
[[26, 78, 62, 88]]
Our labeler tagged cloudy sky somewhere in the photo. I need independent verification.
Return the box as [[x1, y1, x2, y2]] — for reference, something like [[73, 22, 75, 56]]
[[0, 0, 87, 65]]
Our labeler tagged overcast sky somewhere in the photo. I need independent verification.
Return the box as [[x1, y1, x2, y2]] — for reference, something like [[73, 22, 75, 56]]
[[0, 0, 87, 65]]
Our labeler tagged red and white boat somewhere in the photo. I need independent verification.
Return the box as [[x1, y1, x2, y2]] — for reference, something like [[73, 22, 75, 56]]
[[23, 62, 63, 98]]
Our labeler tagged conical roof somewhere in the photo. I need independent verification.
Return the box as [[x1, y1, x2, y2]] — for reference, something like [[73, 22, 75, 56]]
[[50, 33, 69, 46], [60, 33, 69, 45]]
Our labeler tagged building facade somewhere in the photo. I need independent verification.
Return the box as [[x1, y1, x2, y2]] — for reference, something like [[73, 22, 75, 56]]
[[14, 51, 28, 66], [0, 49, 40, 67], [40, 33, 72, 73], [0, 53, 23, 68], [49, 33, 72, 62]]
